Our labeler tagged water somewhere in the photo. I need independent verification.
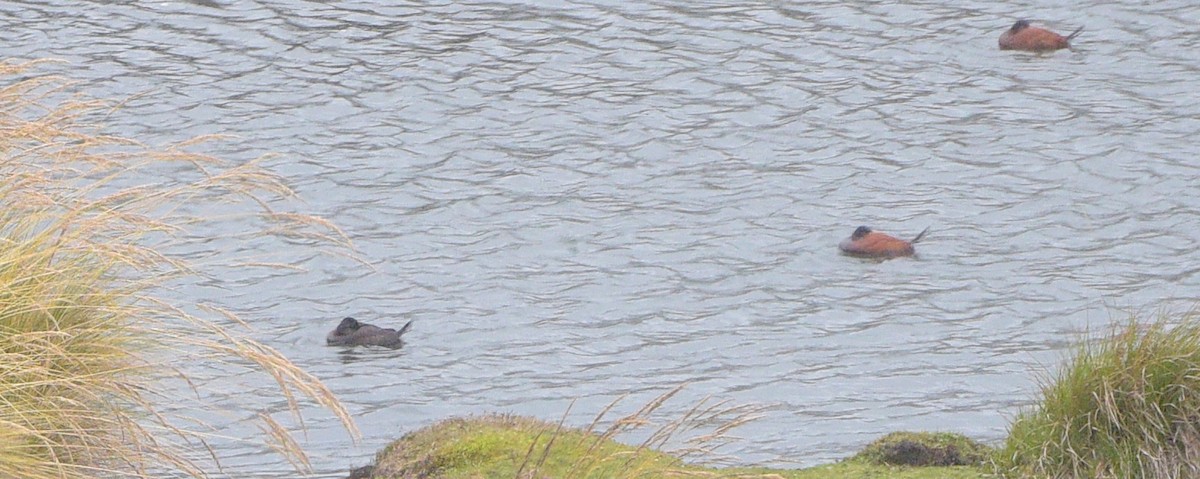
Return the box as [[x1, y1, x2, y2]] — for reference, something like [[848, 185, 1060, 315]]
[[4, 0, 1200, 476]]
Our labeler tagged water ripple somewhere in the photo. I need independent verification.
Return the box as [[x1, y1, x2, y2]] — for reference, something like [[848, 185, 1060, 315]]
[[5, 0, 1200, 476]]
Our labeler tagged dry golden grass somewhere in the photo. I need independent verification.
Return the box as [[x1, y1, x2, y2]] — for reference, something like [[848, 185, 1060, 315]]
[[553, 384, 769, 479], [1, 59, 357, 478]]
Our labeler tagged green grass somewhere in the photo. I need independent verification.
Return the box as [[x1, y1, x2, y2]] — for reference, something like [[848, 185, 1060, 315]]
[[351, 389, 996, 479], [730, 462, 987, 479], [0, 59, 356, 478], [998, 313, 1200, 478], [354, 414, 993, 479], [370, 414, 682, 478]]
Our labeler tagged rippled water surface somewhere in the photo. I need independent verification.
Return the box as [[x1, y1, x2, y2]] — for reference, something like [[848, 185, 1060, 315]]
[[6, 0, 1200, 476]]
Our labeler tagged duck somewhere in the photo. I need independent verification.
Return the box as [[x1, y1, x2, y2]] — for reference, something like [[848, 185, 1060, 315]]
[[839, 226, 930, 259], [999, 20, 1083, 52], [326, 317, 413, 349]]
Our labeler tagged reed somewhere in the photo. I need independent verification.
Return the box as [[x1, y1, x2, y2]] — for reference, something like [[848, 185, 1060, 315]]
[[1, 59, 356, 477], [998, 311, 1200, 478]]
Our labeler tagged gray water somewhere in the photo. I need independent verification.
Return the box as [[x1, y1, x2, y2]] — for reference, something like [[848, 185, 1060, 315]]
[[5, 0, 1200, 476]]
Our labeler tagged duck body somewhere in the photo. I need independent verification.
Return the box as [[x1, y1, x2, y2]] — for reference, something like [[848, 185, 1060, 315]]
[[326, 317, 413, 349], [839, 226, 929, 259], [999, 20, 1082, 52]]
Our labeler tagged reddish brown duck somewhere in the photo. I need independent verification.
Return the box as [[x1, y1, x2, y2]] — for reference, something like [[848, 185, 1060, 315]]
[[838, 226, 930, 259], [999, 20, 1082, 52]]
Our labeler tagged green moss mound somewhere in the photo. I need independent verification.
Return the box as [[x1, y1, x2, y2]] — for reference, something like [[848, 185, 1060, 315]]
[[999, 316, 1200, 478], [852, 431, 992, 467], [350, 415, 991, 479], [362, 414, 681, 479]]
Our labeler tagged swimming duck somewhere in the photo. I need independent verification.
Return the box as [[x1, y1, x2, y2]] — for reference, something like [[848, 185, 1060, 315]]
[[999, 20, 1082, 52], [326, 317, 413, 349], [839, 226, 930, 259]]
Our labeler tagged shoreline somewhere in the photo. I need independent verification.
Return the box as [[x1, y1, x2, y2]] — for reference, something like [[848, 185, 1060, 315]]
[[342, 414, 992, 479]]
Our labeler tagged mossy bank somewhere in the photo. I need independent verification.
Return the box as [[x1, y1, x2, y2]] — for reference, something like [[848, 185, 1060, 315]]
[[345, 414, 992, 479]]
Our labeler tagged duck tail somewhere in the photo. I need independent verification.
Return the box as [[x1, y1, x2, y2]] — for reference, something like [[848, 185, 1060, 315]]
[[911, 226, 931, 244], [397, 319, 414, 337], [1066, 26, 1084, 41]]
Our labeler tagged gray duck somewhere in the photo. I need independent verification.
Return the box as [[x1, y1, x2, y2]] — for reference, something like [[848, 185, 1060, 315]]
[[326, 317, 413, 349]]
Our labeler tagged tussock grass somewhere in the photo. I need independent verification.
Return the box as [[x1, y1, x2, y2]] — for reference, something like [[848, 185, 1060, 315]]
[[998, 312, 1200, 478], [1, 59, 356, 478]]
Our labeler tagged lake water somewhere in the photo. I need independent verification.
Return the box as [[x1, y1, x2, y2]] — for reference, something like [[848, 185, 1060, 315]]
[[5, 0, 1200, 476]]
